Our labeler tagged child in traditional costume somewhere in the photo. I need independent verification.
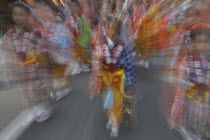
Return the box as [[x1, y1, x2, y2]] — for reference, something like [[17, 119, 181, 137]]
[[23, 1, 74, 101], [0, 2, 54, 122], [69, 1, 92, 74], [160, 4, 210, 139], [48, 12, 74, 101], [168, 25, 210, 140], [91, 15, 136, 137]]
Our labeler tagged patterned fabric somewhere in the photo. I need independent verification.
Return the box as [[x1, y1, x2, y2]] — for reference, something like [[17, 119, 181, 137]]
[[186, 98, 210, 138], [41, 22, 57, 39], [88, 71, 103, 100], [12, 31, 36, 52], [103, 39, 125, 65], [169, 56, 188, 128], [88, 25, 104, 100], [101, 38, 136, 87], [188, 52, 210, 85], [16, 77, 52, 107], [169, 53, 210, 138], [42, 22, 73, 46], [0, 28, 53, 108], [12, 64, 37, 82], [117, 46, 136, 87], [48, 23, 74, 49]]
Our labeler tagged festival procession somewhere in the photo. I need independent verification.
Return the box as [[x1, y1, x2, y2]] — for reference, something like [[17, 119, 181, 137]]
[[0, 0, 209, 140]]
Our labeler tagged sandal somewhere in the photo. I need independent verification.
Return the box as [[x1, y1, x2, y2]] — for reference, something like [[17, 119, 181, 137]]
[[110, 127, 119, 138], [106, 119, 112, 130]]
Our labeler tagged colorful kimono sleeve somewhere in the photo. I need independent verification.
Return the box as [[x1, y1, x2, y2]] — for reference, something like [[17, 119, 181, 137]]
[[117, 46, 136, 87]]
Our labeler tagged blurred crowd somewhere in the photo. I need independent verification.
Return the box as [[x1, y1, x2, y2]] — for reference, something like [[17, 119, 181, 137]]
[[0, 0, 209, 139]]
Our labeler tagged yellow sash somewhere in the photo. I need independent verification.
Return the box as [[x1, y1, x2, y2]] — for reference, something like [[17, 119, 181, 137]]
[[186, 85, 210, 103], [102, 65, 126, 123]]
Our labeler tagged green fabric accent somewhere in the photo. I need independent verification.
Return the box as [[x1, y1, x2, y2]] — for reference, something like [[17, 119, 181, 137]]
[[15, 26, 24, 35], [77, 15, 93, 49]]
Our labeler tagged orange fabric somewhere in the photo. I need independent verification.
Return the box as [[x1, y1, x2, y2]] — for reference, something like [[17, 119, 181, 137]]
[[102, 65, 125, 123]]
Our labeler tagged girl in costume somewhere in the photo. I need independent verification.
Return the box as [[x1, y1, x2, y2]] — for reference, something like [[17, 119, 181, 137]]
[[159, 3, 203, 116], [0, 2, 54, 122], [26, 1, 74, 101], [48, 11, 74, 101], [98, 15, 136, 137], [168, 25, 210, 140], [69, 1, 92, 74]]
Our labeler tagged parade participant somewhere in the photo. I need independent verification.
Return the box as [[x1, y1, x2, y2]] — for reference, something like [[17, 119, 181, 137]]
[[134, 0, 160, 68], [69, 1, 92, 74], [161, 2, 201, 122], [159, 2, 203, 116], [100, 15, 136, 137], [88, 0, 114, 100], [0, 2, 54, 122], [63, 1, 81, 75], [168, 25, 210, 140], [26, 1, 74, 101], [49, 11, 74, 101]]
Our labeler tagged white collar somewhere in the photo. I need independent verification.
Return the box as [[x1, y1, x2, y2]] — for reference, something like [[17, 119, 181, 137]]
[[107, 37, 114, 49]]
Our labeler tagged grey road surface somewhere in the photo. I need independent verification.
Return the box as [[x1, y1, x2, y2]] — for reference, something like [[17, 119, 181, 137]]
[[0, 88, 23, 132], [16, 68, 183, 140]]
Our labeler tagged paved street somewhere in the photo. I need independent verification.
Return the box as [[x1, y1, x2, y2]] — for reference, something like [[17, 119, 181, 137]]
[[14, 67, 183, 140], [0, 88, 23, 132]]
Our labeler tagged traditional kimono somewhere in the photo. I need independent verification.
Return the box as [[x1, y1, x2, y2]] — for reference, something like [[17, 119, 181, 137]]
[[0, 27, 53, 108], [88, 23, 104, 100], [40, 20, 74, 98], [49, 23, 74, 98], [169, 49, 210, 138], [101, 38, 136, 123]]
